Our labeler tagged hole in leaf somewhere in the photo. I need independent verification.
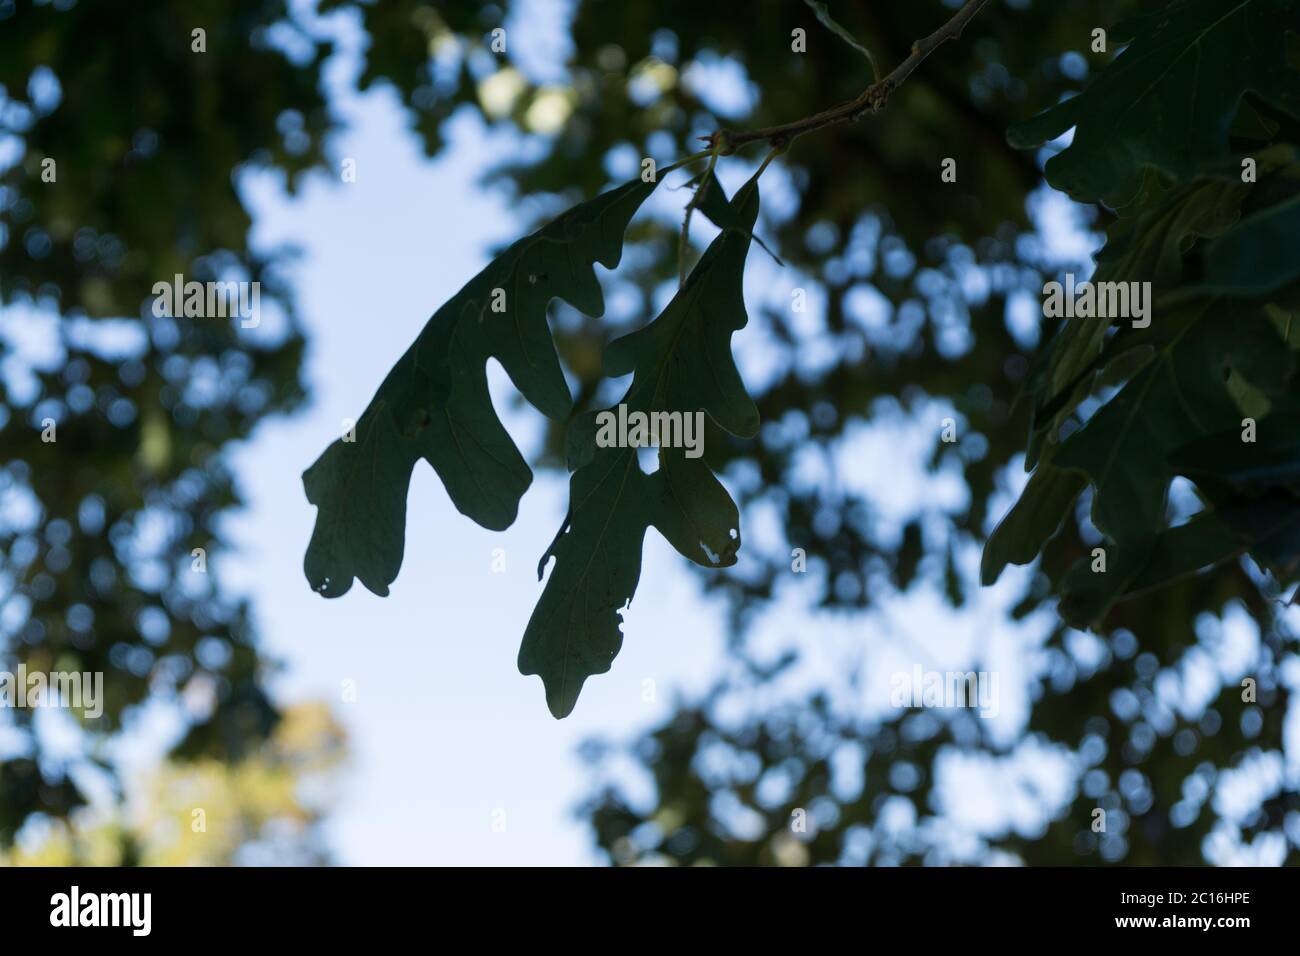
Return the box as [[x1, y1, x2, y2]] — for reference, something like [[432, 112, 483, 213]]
[[636, 445, 660, 474]]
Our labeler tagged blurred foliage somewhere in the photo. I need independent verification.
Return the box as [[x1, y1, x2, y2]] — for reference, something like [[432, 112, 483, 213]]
[[0, 702, 345, 865], [4, 0, 1297, 866], [0, 0, 346, 851]]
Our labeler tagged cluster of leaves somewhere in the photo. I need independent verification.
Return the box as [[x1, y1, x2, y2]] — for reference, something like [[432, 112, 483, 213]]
[[983, 0, 1300, 628], [303, 150, 775, 715], [433, 0, 1295, 865], [289, 0, 1300, 863], [308, 0, 1300, 725]]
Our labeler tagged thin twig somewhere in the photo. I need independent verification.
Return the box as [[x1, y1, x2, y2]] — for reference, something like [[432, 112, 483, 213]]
[[707, 0, 991, 153]]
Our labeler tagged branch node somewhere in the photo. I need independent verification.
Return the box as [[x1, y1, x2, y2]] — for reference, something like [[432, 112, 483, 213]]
[[707, 129, 736, 156]]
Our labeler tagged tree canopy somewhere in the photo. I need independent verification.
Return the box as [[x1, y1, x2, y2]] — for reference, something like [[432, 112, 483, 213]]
[[4, 0, 1298, 865]]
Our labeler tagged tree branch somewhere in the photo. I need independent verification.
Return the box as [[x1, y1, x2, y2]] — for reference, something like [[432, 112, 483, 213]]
[[709, 0, 991, 152]]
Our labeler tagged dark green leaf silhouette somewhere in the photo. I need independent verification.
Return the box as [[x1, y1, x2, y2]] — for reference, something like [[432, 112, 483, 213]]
[[981, 464, 1085, 586], [1024, 175, 1248, 467], [1008, 0, 1300, 208], [302, 176, 662, 597], [990, 11, 1300, 624], [1054, 299, 1291, 539], [519, 173, 763, 717], [1196, 185, 1300, 297]]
